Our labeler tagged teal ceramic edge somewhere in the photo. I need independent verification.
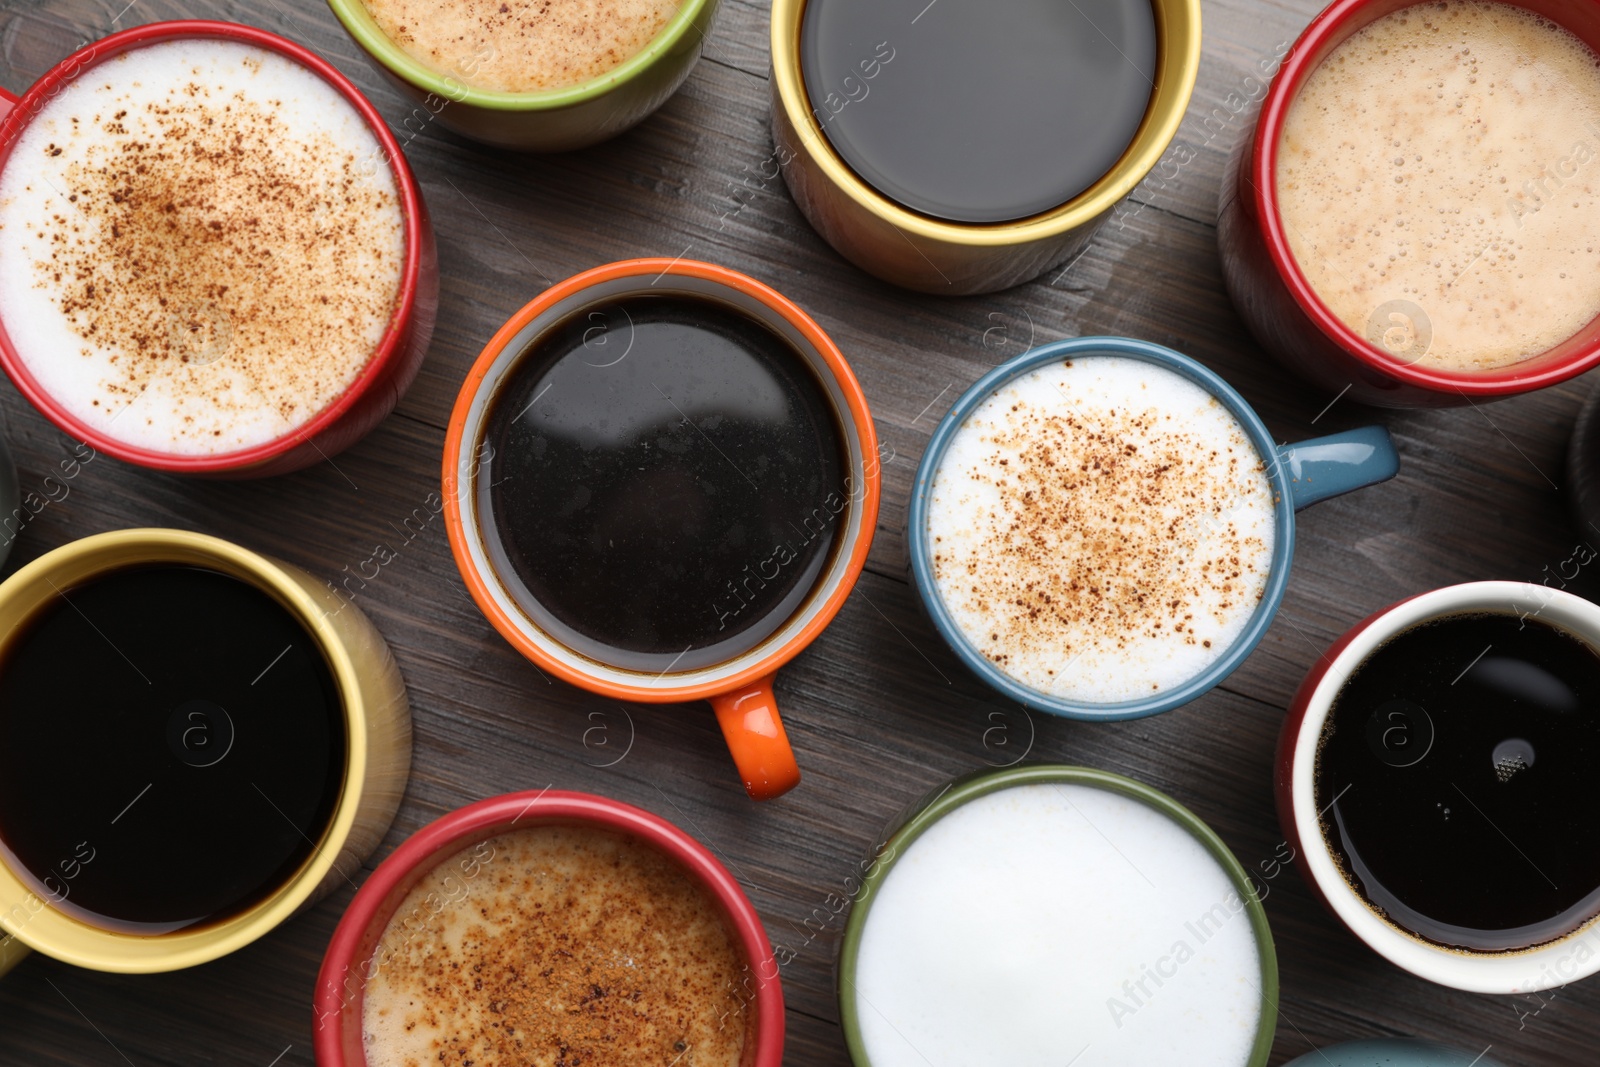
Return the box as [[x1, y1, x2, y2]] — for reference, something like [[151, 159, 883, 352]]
[[906, 336, 1399, 720], [1282, 1038, 1507, 1066], [835, 764, 1279, 1067]]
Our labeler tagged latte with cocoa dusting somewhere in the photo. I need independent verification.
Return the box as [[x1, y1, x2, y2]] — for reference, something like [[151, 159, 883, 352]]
[[360, 0, 683, 92], [361, 826, 749, 1067], [927, 356, 1276, 703], [0, 39, 405, 455]]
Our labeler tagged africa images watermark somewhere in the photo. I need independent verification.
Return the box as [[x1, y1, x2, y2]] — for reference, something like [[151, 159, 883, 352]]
[[0, 438, 97, 547], [708, 438, 896, 632], [715, 40, 896, 231]]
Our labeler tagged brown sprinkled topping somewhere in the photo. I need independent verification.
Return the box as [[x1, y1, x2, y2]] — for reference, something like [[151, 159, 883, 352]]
[[362, 827, 750, 1067], [930, 366, 1274, 696], [5, 53, 403, 450]]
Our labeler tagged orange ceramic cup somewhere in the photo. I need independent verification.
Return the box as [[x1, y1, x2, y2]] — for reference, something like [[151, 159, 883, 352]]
[[443, 260, 880, 800]]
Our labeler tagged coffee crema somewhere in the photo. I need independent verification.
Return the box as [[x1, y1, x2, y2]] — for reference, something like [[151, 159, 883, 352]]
[[0, 564, 344, 934], [478, 294, 847, 675], [0, 39, 405, 455], [854, 783, 1263, 1065], [361, 826, 749, 1067], [360, 0, 681, 93], [1276, 1, 1600, 371], [928, 357, 1275, 703], [1317, 611, 1600, 953]]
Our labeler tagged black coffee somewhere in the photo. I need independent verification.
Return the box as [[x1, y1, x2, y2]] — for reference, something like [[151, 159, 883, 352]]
[[799, 0, 1157, 223], [479, 295, 848, 674], [1316, 611, 1600, 952], [0, 565, 345, 934]]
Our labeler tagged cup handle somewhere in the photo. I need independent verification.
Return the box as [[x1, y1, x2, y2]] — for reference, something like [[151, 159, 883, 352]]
[[0, 930, 31, 977], [1276, 426, 1400, 511], [711, 675, 801, 801], [0, 87, 17, 124]]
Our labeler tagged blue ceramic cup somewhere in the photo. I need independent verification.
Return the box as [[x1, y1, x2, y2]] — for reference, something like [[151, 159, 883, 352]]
[[908, 336, 1400, 720], [1283, 1040, 1505, 1067]]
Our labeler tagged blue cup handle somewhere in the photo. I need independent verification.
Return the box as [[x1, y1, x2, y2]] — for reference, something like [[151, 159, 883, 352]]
[[1276, 426, 1399, 511]]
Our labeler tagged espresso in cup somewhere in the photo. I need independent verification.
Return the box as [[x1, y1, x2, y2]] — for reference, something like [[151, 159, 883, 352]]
[[362, 826, 749, 1066], [799, 0, 1155, 223], [1317, 610, 1600, 952], [0, 38, 405, 455], [842, 770, 1274, 1066], [1276, 0, 1600, 371], [928, 356, 1275, 702], [360, 0, 680, 91], [478, 294, 847, 674], [0, 563, 343, 933]]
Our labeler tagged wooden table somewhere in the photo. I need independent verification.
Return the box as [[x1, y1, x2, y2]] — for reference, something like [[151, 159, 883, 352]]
[[1, 0, 1593, 1063]]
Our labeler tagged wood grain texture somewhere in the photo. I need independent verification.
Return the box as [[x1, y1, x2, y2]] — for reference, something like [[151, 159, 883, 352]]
[[0, 0, 1596, 1063]]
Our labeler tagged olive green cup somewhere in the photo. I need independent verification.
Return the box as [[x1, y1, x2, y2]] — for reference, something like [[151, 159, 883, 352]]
[[837, 765, 1279, 1066], [325, 0, 720, 151]]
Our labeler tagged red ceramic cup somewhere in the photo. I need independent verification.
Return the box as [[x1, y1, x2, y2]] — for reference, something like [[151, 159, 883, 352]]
[[1218, 0, 1600, 408], [1276, 582, 1600, 992], [313, 789, 785, 1066], [0, 20, 438, 477]]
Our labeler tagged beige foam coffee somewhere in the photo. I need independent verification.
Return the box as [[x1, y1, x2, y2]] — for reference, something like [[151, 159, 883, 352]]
[[0, 39, 405, 455], [1277, 1, 1600, 371], [928, 356, 1275, 704], [361, 0, 682, 92], [362, 826, 748, 1067]]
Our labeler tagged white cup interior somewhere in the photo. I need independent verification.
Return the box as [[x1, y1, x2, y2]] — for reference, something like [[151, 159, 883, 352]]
[[1289, 581, 1600, 993]]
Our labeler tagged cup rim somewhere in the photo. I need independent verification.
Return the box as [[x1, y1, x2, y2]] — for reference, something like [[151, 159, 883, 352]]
[[1285, 581, 1600, 992], [0, 528, 372, 972], [312, 788, 785, 1067], [1249, 0, 1600, 397], [325, 0, 716, 111], [441, 257, 880, 702], [835, 764, 1279, 1067], [768, 0, 1202, 247], [0, 19, 427, 474], [907, 336, 1295, 720]]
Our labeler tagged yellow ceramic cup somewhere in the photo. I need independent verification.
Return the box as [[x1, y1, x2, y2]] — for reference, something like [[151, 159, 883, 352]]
[[0, 529, 411, 974], [769, 0, 1201, 295]]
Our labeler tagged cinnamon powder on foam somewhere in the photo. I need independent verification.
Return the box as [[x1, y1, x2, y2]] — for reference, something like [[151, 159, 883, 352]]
[[929, 358, 1276, 703], [0, 44, 404, 453], [361, 827, 749, 1067]]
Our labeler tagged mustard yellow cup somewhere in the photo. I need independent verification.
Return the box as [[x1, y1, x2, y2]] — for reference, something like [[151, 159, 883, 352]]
[[769, 0, 1201, 294], [0, 529, 411, 975]]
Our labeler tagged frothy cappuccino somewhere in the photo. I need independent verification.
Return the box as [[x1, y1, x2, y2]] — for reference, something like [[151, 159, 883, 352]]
[[361, 0, 683, 93], [362, 826, 749, 1067], [0, 39, 405, 455], [928, 357, 1275, 703], [1277, 1, 1600, 371]]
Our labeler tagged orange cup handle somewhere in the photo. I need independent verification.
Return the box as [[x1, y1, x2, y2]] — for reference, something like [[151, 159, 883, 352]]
[[711, 676, 801, 801]]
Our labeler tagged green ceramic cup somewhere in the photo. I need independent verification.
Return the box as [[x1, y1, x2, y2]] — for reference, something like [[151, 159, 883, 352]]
[[324, 0, 720, 151], [836, 765, 1279, 1067]]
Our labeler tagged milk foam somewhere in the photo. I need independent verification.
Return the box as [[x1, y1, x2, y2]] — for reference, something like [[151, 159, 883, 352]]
[[0, 40, 405, 455], [928, 356, 1275, 703], [854, 783, 1264, 1067], [1277, 1, 1600, 371], [362, 0, 682, 92]]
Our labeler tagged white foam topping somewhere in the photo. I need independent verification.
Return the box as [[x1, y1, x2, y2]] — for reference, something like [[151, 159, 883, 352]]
[[854, 782, 1265, 1067], [928, 356, 1276, 704], [0, 39, 405, 455]]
